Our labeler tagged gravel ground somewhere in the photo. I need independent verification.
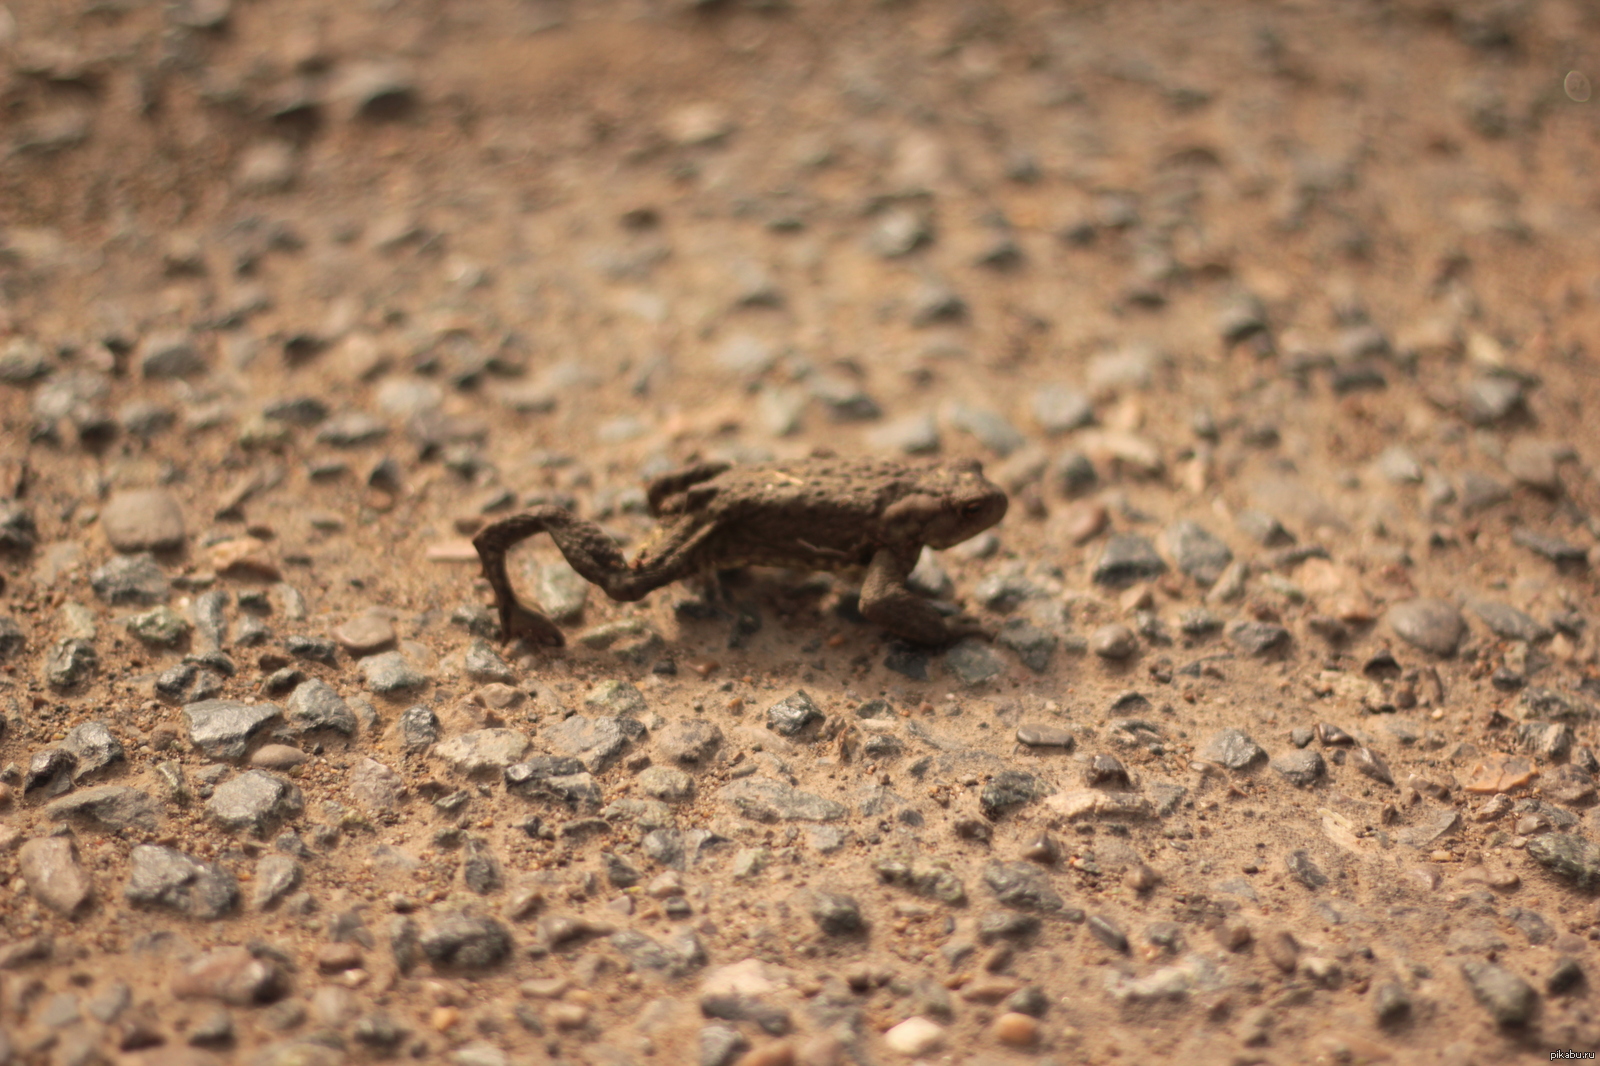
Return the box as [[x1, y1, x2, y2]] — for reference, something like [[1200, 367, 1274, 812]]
[[4, 1, 1600, 1064]]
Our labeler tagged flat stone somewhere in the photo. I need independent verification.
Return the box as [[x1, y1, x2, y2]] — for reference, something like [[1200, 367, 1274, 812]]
[[1470, 600, 1550, 643], [1200, 728, 1265, 770], [982, 862, 1065, 911], [945, 638, 1005, 684], [884, 1016, 944, 1056], [1353, 747, 1394, 786], [140, 331, 207, 378], [101, 489, 186, 552], [1227, 620, 1289, 654], [1459, 471, 1511, 515], [284, 679, 357, 735], [535, 560, 590, 623], [1016, 724, 1074, 749], [399, 704, 441, 750], [461, 640, 515, 684], [543, 716, 643, 773], [766, 691, 822, 736], [172, 946, 288, 1005], [419, 913, 513, 971], [90, 553, 168, 605], [1285, 849, 1329, 889], [349, 758, 405, 811], [206, 770, 304, 836], [124, 844, 239, 919], [334, 613, 397, 656], [252, 854, 302, 910], [656, 720, 723, 764], [1271, 749, 1325, 787], [639, 765, 695, 802], [1463, 752, 1538, 793], [126, 604, 190, 645], [47, 786, 160, 832], [43, 637, 96, 687], [1512, 528, 1587, 564], [19, 837, 92, 915], [0, 615, 25, 661], [719, 777, 847, 822], [1387, 598, 1466, 656], [184, 699, 282, 759], [1092, 534, 1168, 587], [1044, 789, 1154, 821], [1521, 688, 1597, 721], [360, 649, 428, 693], [1163, 521, 1232, 585], [1527, 833, 1600, 887], [980, 770, 1050, 818], [435, 729, 532, 775], [1460, 959, 1538, 1026]]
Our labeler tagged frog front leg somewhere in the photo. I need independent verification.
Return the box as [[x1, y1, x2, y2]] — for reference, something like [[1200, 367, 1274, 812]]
[[859, 545, 985, 646]]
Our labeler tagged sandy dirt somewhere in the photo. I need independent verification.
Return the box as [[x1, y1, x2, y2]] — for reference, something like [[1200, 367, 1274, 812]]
[[4, 1, 1600, 1064]]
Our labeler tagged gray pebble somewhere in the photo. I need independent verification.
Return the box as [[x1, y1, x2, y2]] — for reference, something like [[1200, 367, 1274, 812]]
[[867, 411, 941, 455], [810, 374, 881, 422], [1163, 520, 1233, 585], [996, 623, 1057, 672], [544, 716, 644, 773], [0, 498, 37, 553], [126, 605, 190, 645], [124, 844, 239, 919], [1459, 471, 1510, 514], [1469, 599, 1550, 643], [1090, 623, 1138, 660], [436, 728, 533, 774], [140, 331, 207, 379], [90, 553, 168, 604], [1031, 385, 1093, 435], [945, 638, 1004, 684], [100, 488, 186, 552], [1227, 619, 1289, 655], [62, 720, 124, 777], [252, 854, 302, 910], [1200, 728, 1265, 770], [1052, 451, 1097, 496], [655, 719, 723, 764], [719, 777, 846, 822], [535, 561, 590, 622], [184, 699, 282, 759], [207, 770, 304, 837], [360, 649, 429, 693], [1016, 724, 1074, 749], [1270, 749, 1325, 787], [1387, 598, 1466, 656], [811, 892, 864, 935], [1460, 375, 1525, 425], [945, 402, 1024, 457], [1087, 913, 1130, 953], [767, 691, 823, 736], [639, 765, 695, 802], [1353, 747, 1394, 786], [1092, 534, 1167, 587], [19, 836, 92, 915], [1459, 959, 1537, 1026], [982, 862, 1065, 911], [1284, 849, 1328, 889], [1527, 833, 1600, 886], [44, 637, 97, 688], [1375, 445, 1423, 484], [315, 412, 389, 447], [463, 640, 517, 684], [909, 281, 967, 326], [584, 680, 648, 717], [980, 770, 1048, 818], [0, 615, 25, 661], [0, 336, 53, 382], [700, 1025, 750, 1066], [1511, 527, 1587, 564], [47, 786, 161, 832], [399, 704, 441, 750], [418, 913, 512, 971]]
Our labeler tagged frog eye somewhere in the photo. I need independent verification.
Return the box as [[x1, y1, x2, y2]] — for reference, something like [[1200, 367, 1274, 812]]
[[961, 502, 986, 517]]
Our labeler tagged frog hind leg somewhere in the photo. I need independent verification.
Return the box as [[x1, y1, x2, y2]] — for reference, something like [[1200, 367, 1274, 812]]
[[472, 507, 713, 643], [859, 545, 985, 646], [645, 461, 731, 516]]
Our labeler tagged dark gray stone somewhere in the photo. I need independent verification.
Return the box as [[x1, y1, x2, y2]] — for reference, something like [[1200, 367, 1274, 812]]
[[1092, 534, 1167, 587], [1271, 749, 1325, 787], [1087, 914, 1130, 953], [1353, 747, 1394, 786], [1527, 833, 1600, 887], [61, 721, 124, 777], [1460, 959, 1537, 1026], [700, 1024, 750, 1066], [1512, 528, 1587, 565], [1227, 620, 1289, 655], [980, 771, 1049, 818], [1163, 521, 1232, 585], [1521, 688, 1597, 721], [766, 691, 823, 737], [1285, 849, 1328, 889], [44, 637, 97, 688], [124, 844, 239, 919], [464, 640, 517, 684], [719, 777, 847, 822], [0, 616, 25, 661], [0, 498, 37, 553], [996, 623, 1057, 672], [945, 638, 1005, 684], [184, 699, 282, 759], [461, 838, 503, 895], [1200, 728, 1265, 770], [89, 553, 168, 605], [810, 892, 864, 935], [875, 859, 966, 905], [47, 786, 160, 832], [284, 678, 357, 735], [419, 913, 512, 970], [983, 862, 1065, 911], [1469, 600, 1550, 643]]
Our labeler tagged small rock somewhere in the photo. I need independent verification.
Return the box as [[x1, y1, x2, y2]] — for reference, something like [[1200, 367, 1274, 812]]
[[19, 836, 92, 915], [720, 777, 846, 823], [1200, 729, 1265, 770], [810, 892, 864, 935], [1163, 521, 1232, 585], [1092, 534, 1168, 587], [543, 716, 643, 773], [1285, 850, 1328, 889], [124, 844, 239, 919], [90, 554, 168, 604], [1271, 750, 1325, 787], [1527, 833, 1600, 887], [62, 720, 124, 777], [1090, 623, 1138, 660], [945, 638, 1004, 684], [140, 331, 207, 379], [767, 691, 823, 737], [883, 1016, 944, 1056], [992, 1011, 1039, 1047], [419, 913, 513, 970], [1470, 600, 1550, 643], [334, 613, 397, 656], [360, 649, 428, 693], [399, 705, 441, 750], [1512, 527, 1587, 565], [436, 729, 532, 775], [1031, 385, 1094, 434], [46, 785, 160, 832], [101, 489, 186, 552], [1387, 598, 1466, 656], [173, 947, 288, 1005], [1353, 747, 1394, 786], [206, 770, 304, 837], [1460, 959, 1537, 1026], [656, 720, 723, 764], [252, 854, 302, 910], [184, 699, 282, 759], [1463, 752, 1538, 793], [1461, 375, 1525, 425], [464, 640, 516, 684], [1016, 724, 1074, 749], [284, 678, 356, 735], [982, 862, 1065, 911], [126, 605, 190, 645], [1227, 619, 1289, 654]]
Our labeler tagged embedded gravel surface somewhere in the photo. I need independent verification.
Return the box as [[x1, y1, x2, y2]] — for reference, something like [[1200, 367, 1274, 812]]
[[3, 2, 1600, 1065]]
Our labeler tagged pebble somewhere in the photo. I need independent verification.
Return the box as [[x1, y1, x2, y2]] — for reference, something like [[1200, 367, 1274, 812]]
[[435, 729, 533, 774], [1089, 623, 1137, 660], [334, 611, 397, 655], [1352, 746, 1394, 785], [1163, 520, 1232, 585], [101, 488, 186, 552], [1460, 375, 1525, 425], [206, 770, 304, 836], [1200, 728, 1266, 770], [1284, 849, 1329, 889], [1512, 527, 1587, 564], [126, 604, 191, 645], [1386, 598, 1466, 656], [1463, 752, 1537, 793], [543, 715, 644, 772], [1031, 385, 1094, 434], [810, 892, 864, 935], [124, 844, 239, 918], [945, 638, 1004, 684], [1527, 833, 1600, 887], [251, 854, 302, 910], [982, 862, 1065, 910], [1060, 499, 1108, 544], [62, 719, 124, 777], [991, 1011, 1039, 1047], [1469, 599, 1550, 643], [639, 765, 695, 802], [1459, 959, 1537, 1026], [140, 331, 207, 379], [172, 946, 288, 1005], [883, 1016, 944, 1056], [46, 785, 161, 832], [419, 912, 513, 970], [0, 615, 25, 661], [1227, 619, 1289, 655], [767, 690, 823, 736], [1052, 451, 1098, 496], [657, 719, 724, 763], [284, 678, 357, 735], [720, 777, 847, 822], [534, 560, 590, 622], [399, 704, 441, 750], [360, 649, 429, 693], [348, 757, 405, 810], [0, 498, 37, 552], [1092, 533, 1167, 587], [1459, 471, 1510, 514], [1270, 749, 1325, 787], [866, 412, 941, 455], [90, 553, 169, 604], [184, 699, 282, 759], [1016, 724, 1074, 749], [19, 836, 92, 915]]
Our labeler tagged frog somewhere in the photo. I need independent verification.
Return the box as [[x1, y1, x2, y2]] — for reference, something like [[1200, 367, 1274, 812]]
[[472, 455, 1009, 647]]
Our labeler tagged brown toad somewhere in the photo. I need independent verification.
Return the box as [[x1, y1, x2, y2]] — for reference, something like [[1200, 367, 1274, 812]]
[[472, 456, 1008, 647]]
